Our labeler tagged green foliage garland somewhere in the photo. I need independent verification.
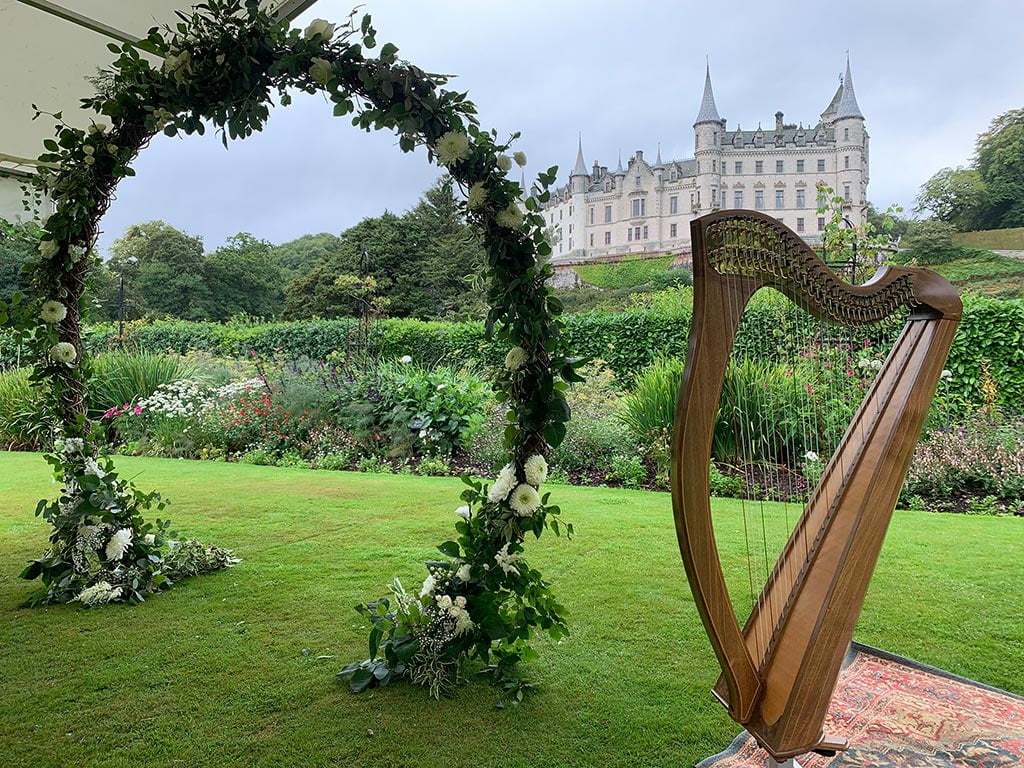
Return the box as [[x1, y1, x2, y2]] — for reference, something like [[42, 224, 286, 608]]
[[10, 0, 577, 694]]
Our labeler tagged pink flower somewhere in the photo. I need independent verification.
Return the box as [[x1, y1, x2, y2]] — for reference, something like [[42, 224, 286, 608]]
[[133, 405, 142, 415]]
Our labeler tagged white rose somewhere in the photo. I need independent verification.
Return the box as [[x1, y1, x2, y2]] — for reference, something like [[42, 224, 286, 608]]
[[38, 240, 60, 260], [454, 505, 471, 519], [303, 18, 336, 41], [88, 122, 108, 135], [496, 154, 512, 172], [513, 151, 527, 167], [143, 534, 156, 546], [309, 57, 333, 84], [456, 564, 472, 582]]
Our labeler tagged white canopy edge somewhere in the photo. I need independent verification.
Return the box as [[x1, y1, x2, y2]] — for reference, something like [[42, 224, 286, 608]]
[[0, 0, 318, 220]]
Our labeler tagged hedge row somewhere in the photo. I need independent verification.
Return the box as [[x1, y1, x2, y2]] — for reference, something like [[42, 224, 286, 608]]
[[3, 296, 1022, 409]]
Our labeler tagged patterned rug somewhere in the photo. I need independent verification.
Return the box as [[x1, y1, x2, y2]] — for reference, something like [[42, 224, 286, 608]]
[[696, 643, 1024, 768]]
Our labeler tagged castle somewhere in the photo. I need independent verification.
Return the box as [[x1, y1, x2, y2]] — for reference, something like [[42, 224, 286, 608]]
[[542, 57, 868, 263]]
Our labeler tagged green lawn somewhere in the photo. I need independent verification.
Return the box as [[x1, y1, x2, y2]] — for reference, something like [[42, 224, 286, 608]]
[[925, 249, 1024, 298], [575, 255, 675, 289], [0, 454, 1021, 768], [955, 227, 1024, 251]]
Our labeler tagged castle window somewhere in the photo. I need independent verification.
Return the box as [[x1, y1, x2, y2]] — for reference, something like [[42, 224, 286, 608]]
[[776, 160, 784, 173], [734, 190, 744, 208], [735, 161, 743, 174], [817, 159, 826, 172], [755, 160, 764, 174], [817, 217, 826, 231], [775, 190, 784, 209], [670, 170, 677, 181], [631, 199, 646, 217], [844, 184, 851, 202], [635, 226, 642, 241], [569, 224, 573, 234], [714, 132, 719, 145], [604, 205, 612, 223], [569, 238, 572, 249], [643, 225, 649, 240], [721, 190, 727, 207], [796, 189, 805, 208], [670, 223, 678, 238], [755, 190, 765, 209], [569, 206, 573, 215], [605, 231, 611, 245], [796, 159, 805, 173], [670, 196, 678, 214], [712, 160, 717, 173], [589, 207, 594, 225], [560, 209, 563, 220], [590, 234, 594, 247], [628, 228, 633, 242], [844, 127, 849, 141], [796, 217, 805, 232], [844, 156, 850, 169]]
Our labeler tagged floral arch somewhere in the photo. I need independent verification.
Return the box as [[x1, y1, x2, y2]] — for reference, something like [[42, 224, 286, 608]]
[[9, 0, 578, 697]]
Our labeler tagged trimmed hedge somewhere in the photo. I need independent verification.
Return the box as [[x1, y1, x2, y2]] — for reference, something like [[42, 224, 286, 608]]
[[3, 295, 1022, 409]]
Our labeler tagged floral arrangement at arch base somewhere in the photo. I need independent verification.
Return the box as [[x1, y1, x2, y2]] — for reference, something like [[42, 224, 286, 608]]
[[9, 0, 580, 697]]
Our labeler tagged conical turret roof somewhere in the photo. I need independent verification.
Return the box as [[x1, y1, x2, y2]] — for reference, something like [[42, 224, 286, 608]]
[[835, 56, 864, 119], [695, 63, 721, 124], [571, 135, 588, 176]]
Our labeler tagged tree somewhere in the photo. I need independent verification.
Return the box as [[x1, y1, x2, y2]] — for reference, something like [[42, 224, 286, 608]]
[[975, 107, 1024, 228], [108, 221, 210, 320], [207, 233, 283, 319], [271, 232, 346, 282], [914, 166, 987, 231], [0, 219, 40, 305]]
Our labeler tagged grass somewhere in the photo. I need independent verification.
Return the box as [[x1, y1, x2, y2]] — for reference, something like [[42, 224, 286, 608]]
[[0, 454, 1021, 768], [922, 250, 1024, 299], [954, 227, 1024, 251], [574, 255, 675, 290]]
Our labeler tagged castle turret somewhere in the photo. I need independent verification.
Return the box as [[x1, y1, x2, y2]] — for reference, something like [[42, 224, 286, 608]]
[[568, 136, 589, 256], [693, 63, 724, 213], [833, 56, 867, 223]]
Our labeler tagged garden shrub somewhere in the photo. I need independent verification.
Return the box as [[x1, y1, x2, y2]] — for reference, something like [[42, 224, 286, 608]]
[[0, 367, 47, 450], [605, 454, 646, 489], [618, 356, 686, 465], [90, 351, 193, 421]]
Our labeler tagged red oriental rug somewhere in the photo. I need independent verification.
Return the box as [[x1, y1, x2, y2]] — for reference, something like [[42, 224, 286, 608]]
[[696, 643, 1024, 768]]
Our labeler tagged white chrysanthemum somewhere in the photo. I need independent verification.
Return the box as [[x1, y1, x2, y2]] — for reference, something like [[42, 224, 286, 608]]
[[303, 18, 336, 41], [496, 154, 512, 172], [40, 300, 67, 324], [804, 451, 820, 463], [505, 346, 528, 371], [454, 505, 471, 519], [495, 542, 521, 576], [524, 454, 548, 486], [49, 342, 77, 364], [419, 574, 437, 597], [509, 483, 541, 517], [62, 437, 84, 454], [466, 182, 487, 210], [105, 528, 133, 561], [75, 581, 122, 607], [143, 533, 156, 546], [309, 57, 333, 84], [433, 131, 470, 167], [456, 563, 472, 581], [940, 369, 952, 380], [400, 354, 412, 363], [487, 464, 517, 502], [38, 240, 60, 260], [513, 151, 527, 167], [495, 203, 524, 230]]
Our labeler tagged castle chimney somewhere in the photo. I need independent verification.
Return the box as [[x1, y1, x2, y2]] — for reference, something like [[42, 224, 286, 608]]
[[775, 111, 784, 131]]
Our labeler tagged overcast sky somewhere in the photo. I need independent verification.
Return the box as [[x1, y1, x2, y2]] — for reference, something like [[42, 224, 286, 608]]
[[94, 0, 1024, 255]]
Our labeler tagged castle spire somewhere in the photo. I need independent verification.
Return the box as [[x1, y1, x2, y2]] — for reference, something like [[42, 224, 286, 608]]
[[572, 134, 588, 176], [835, 54, 863, 119], [614, 149, 624, 175], [655, 143, 664, 167], [695, 62, 721, 124]]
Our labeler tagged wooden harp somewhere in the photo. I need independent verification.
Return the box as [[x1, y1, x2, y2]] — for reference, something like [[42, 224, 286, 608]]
[[671, 210, 961, 761]]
